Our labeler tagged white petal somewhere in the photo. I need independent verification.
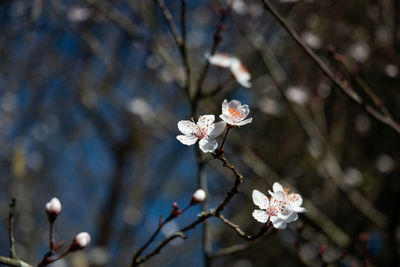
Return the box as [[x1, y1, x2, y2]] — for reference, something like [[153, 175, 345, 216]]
[[271, 217, 288, 229], [278, 211, 298, 222], [177, 135, 198, 145], [290, 193, 303, 207], [228, 99, 242, 110], [207, 53, 235, 68], [208, 121, 226, 138], [231, 62, 251, 88], [177, 120, 197, 135], [239, 105, 250, 118], [199, 137, 218, 153], [291, 206, 307, 213], [252, 210, 269, 223], [273, 182, 284, 192], [285, 212, 299, 223], [221, 99, 229, 115], [273, 191, 286, 202], [219, 114, 235, 125], [197, 115, 215, 129], [235, 117, 253, 126], [252, 190, 269, 209]]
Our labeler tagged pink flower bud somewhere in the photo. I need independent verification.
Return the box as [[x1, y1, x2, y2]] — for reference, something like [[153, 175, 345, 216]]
[[70, 232, 91, 251], [45, 197, 62, 222], [191, 189, 206, 204]]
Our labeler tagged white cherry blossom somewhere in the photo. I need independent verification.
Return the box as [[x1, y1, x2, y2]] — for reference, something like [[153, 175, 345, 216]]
[[219, 99, 252, 126], [176, 115, 226, 153], [206, 53, 251, 88], [268, 182, 306, 214], [252, 182, 306, 229]]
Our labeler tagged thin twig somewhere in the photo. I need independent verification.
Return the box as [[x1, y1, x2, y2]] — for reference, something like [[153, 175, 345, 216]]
[[261, 0, 400, 135], [8, 198, 17, 259], [0, 256, 33, 267], [193, 6, 231, 101], [132, 154, 245, 266], [155, 0, 192, 96], [155, 0, 182, 46], [217, 214, 272, 240], [327, 46, 394, 119], [131, 202, 192, 264], [179, 0, 192, 96]]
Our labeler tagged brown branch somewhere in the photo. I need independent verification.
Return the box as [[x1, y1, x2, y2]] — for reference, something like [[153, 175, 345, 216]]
[[327, 46, 394, 120], [8, 199, 17, 259], [131, 154, 245, 266], [261, 0, 400, 135], [217, 214, 272, 241]]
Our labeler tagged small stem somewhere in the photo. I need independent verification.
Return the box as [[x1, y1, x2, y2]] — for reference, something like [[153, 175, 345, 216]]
[[131, 202, 193, 265], [49, 250, 70, 263], [219, 126, 232, 151], [49, 222, 54, 252], [8, 198, 17, 260]]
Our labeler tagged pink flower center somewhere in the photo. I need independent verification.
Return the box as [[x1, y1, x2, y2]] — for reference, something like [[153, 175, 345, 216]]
[[195, 129, 207, 139]]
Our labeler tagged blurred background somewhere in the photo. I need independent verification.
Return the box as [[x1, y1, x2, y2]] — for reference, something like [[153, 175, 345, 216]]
[[0, 0, 399, 266]]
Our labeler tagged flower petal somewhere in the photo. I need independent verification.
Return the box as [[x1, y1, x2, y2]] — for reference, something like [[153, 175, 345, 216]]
[[219, 114, 235, 125], [228, 100, 242, 110], [290, 193, 303, 207], [252, 210, 269, 223], [273, 182, 284, 193], [271, 217, 288, 229], [177, 134, 198, 145], [197, 115, 215, 129], [221, 99, 229, 115], [207, 53, 235, 68], [177, 120, 197, 135], [199, 137, 218, 153], [291, 206, 307, 213], [235, 117, 253, 126], [208, 121, 226, 138], [239, 105, 250, 118], [231, 62, 251, 88], [252, 190, 269, 209]]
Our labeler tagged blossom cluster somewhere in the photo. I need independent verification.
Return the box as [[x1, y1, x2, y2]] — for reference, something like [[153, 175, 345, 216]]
[[176, 99, 252, 153], [252, 182, 306, 229]]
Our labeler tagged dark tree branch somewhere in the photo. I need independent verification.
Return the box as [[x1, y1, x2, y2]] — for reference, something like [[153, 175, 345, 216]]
[[261, 0, 400, 135], [131, 153, 246, 266]]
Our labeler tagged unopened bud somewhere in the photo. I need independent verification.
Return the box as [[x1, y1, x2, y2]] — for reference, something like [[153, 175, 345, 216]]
[[171, 202, 182, 217], [45, 197, 62, 222], [191, 189, 206, 205], [69, 232, 91, 251]]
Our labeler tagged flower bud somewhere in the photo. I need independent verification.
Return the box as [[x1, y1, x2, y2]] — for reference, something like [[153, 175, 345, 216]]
[[45, 197, 62, 222], [191, 189, 206, 205], [69, 232, 91, 251], [171, 202, 182, 217]]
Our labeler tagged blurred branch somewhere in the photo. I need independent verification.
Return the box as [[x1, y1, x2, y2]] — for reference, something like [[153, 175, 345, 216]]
[[261, 0, 400, 135], [327, 46, 394, 120], [0, 256, 33, 267], [234, 16, 388, 229], [193, 4, 231, 101], [0, 199, 34, 267], [8, 198, 17, 259], [155, 0, 192, 95]]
